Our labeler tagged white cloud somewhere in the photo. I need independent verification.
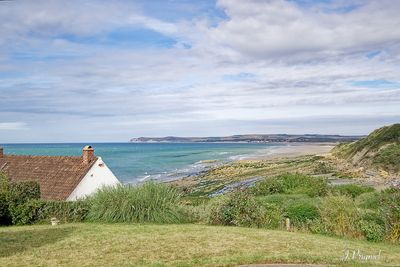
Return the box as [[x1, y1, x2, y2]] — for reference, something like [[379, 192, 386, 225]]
[[0, 0, 399, 142], [0, 122, 27, 131], [206, 0, 400, 60]]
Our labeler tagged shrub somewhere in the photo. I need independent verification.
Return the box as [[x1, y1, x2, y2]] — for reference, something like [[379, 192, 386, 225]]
[[262, 203, 283, 229], [309, 218, 328, 235], [0, 173, 11, 225], [8, 199, 44, 226], [318, 195, 362, 238], [207, 190, 266, 227], [330, 184, 375, 199], [253, 173, 328, 197], [87, 182, 187, 223], [359, 220, 385, 242], [7, 181, 40, 205], [380, 188, 400, 243], [37, 200, 90, 223], [7, 181, 41, 225], [356, 191, 381, 210], [285, 202, 319, 226], [0, 192, 11, 225]]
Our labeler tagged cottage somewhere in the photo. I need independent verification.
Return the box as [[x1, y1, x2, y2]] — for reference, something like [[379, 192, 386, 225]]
[[0, 146, 120, 201]]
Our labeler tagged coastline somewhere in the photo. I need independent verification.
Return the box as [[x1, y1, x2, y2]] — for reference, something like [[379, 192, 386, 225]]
[[246, 142, 335, 160], [155, 143, 335, 183]]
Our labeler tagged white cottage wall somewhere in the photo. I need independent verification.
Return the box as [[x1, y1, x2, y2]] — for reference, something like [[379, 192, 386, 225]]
[[67, 157, 120, 201]]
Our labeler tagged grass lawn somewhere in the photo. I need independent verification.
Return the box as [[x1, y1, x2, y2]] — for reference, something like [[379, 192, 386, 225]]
[[1, 223, 399, 266]]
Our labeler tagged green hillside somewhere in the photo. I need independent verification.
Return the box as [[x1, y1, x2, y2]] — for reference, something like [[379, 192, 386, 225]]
[[333, 124, 400, 173]]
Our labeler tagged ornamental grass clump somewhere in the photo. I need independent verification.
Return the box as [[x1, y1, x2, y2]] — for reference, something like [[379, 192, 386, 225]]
[[87, 182, 187, 224]]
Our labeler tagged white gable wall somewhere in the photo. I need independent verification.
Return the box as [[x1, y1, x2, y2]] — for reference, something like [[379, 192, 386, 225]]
[[67, 157, 120, 201]]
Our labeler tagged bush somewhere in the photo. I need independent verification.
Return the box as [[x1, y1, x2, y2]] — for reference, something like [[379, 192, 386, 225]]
[[37, 200, 90, 223], [0, 192, 11, 225], [258, 194, 318, 228], [252, 173, 328, 197], [8, 199, 43, 225], [7, 181, 41, 225], [285, 202, 319, 226], [0, 173, 11, 225], [258, 194, 313, 207], [331, 184, 375, 198], [318, 195, 362, 238], [380, 188, 400, 243], [356, 191, 381, 209], [359, 220, 385, 242], [87, 182, 187, 223], [262, 203, 284, 229], [207, 190, 266, 227]]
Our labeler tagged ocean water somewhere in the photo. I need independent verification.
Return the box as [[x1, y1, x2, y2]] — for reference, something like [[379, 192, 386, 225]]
[[0, 143, 284, 184]]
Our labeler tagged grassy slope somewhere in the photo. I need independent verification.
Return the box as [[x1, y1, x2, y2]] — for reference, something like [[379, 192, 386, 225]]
[[333, 124, 400, 172], [1, 223, 400, 267]]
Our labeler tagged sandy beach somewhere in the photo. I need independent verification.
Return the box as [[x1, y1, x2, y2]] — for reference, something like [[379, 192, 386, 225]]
[[248, 143, 335, 160]]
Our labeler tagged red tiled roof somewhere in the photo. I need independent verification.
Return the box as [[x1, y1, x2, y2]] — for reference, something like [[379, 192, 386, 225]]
[[0, 155, 97, 200]]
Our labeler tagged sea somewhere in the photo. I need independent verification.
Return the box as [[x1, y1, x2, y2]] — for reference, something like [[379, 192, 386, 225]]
[[0, 143, 285, 184]]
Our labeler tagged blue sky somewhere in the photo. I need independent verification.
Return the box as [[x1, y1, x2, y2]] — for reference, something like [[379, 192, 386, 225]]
[[0, 0, 400, 142]]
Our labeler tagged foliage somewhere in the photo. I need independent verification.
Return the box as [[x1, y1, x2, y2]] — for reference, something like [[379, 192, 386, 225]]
[[6, 181, 41, 225], [7, 181, 40, 205], [359, 220, 385, 242], [285, 201, 319, 226], [87, 182, 187, 223], [37, 200, 90, 223], [258, 194, 318, 227], [318, 195, 362, 238], [262, 203, 284, 229], [258, 193, 312, 206], [330, 184, 375, 198], [8, 199, 43, 226], [380, 188, 400, 243], [0, 173, 11, 225], [207, 190, 266, 227], [355, 191, 381, 209], [252, 173, 328, 197]]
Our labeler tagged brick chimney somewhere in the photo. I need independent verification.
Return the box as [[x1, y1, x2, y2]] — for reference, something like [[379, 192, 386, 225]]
[[0, 147, 3, 158], [82, 145, 94, 164]]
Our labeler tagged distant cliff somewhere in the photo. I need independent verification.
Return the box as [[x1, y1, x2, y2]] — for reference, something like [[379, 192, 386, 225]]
[[130, 134, 361, 143]]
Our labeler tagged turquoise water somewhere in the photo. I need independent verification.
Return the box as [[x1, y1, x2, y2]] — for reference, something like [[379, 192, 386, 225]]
[[0, 143, 283, 183]]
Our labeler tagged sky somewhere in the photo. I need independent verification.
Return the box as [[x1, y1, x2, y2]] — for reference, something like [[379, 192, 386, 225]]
[[0, 0, 400, 142]]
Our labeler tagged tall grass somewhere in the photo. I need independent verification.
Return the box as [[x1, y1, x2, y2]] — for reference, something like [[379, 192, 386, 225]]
[[87, 182, 187, 223]]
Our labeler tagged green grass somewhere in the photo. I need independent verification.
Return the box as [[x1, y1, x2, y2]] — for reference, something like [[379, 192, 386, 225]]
[[1, 223, 400, 266]]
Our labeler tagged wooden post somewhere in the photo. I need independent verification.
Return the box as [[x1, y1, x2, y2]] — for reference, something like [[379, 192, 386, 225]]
[[285, 218, 290, 231]]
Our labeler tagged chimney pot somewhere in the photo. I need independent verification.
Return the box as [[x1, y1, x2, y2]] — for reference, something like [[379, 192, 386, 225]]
[[82, 145, 94, 164]]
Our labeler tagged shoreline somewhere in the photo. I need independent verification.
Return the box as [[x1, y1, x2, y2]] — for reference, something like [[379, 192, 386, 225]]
[[246, 142, 335, 160], [162, 143, 335, 184]]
